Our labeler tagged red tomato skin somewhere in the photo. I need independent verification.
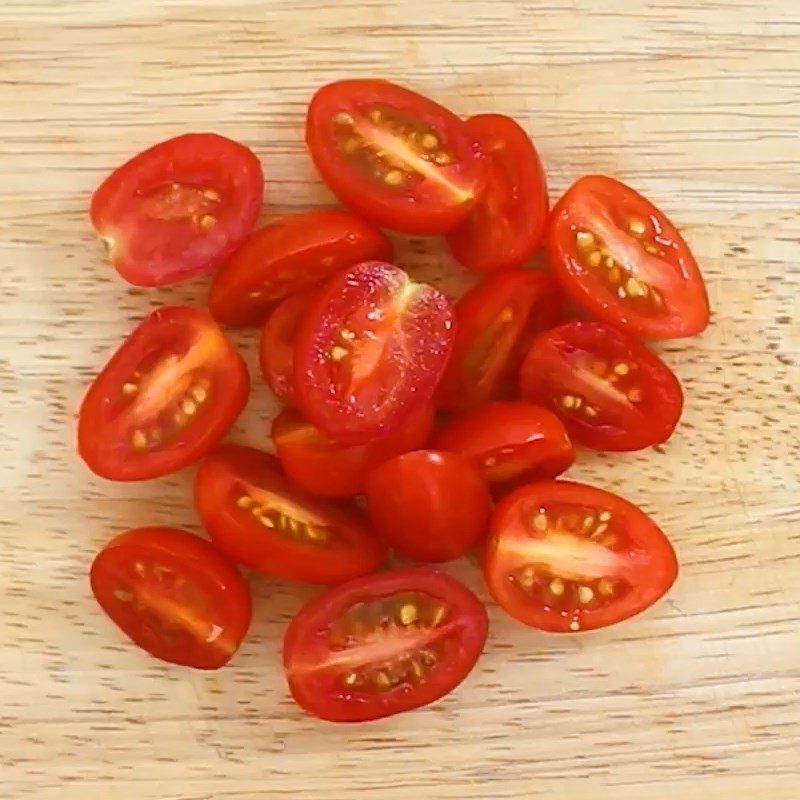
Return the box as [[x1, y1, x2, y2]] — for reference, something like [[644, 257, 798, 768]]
[[90, 133, 264, 287], [366, 450, 492, 562], [283, 567, 489, 722], [77, 307, 249, 482], [447, 114, 549, 273]]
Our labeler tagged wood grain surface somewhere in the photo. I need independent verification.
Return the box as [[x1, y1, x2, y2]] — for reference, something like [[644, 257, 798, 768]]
[[2, 0, 799, 797]]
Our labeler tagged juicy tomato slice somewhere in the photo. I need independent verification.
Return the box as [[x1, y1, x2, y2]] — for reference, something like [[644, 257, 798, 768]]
[[90, 527, 252, 669], [438, 269, 562, 412], [294, 261, 456, 445], [519, 321, 683, 452], [90, 133, 264, 287], [547, 175, 710, 339], [271, 406, 434, 499], [447, 114, 549, 273], [283, 567, 488, 722], [484, 480, 678, 632], [434, 401, 574, 486], [209, 210, 392, 327], [78, 307, 249, 481], [306, 79, 489, 234], [194, 445, 385, 584], [366, 450, 492, 563]]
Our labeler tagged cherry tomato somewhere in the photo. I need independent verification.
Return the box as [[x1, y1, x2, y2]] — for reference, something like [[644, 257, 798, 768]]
[[78, 307, 249, 481], [194, 445, 384, 584], [519, 321, 683, 452], [283, 567, 488, 722], [447, 114, 549, 272], [547, 175, 710, 339], [90, 527, 252, 669], [366, 450, 491, 563], [484, 480, 678, 633], [90, 133, 263, 287], [272, 406, 434, 499], [438, 269, 561, 412], [434, 401, 574, 486], [294, 261, 456, 444], [306, 79, 489, 234], [208, 210, 392, 327]]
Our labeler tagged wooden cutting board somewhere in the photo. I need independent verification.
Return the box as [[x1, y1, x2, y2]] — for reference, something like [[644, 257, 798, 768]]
[[2, 1, 799, 798]]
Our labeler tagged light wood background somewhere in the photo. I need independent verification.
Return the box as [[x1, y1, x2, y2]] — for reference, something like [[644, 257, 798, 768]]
[[2, 0, 799, 798]]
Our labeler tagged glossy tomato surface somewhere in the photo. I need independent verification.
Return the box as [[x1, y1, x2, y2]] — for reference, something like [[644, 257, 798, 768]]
[[209, 210, 391, 327], [447, 114, 549, 272], [484, 481, 678, 632], [547, 175, 710, 339], [90, 527, 252, 669], [519, 321, 683, 452], [283, 567, 488, 722], [91, 133, 263, 287], [306, 79, 488, 234], [294, 261, 456, 444], [194, 445, 384, 584], [78, 307, 249, 481]]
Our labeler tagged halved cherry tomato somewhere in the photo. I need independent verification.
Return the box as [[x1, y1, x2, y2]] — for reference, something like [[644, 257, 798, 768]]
[[272, 406, 434, 499], [194, 445, 384, 584], [283, 567, 488, 722], [434, 401, 574, 486], [306, 79, 488, 234], [90, 133, 264, 287], [447, 114, 549, 272], [90, 527, 252, 669], [366, 450, 491, 563], [438, 269, 561, 412], [78, 307, 249, 481], [294, 261, 456, 444], [519, 321, 683, 452], [208, 210, 392, 327], [484, 480, 678, 632], [547, 175, 710, 339]]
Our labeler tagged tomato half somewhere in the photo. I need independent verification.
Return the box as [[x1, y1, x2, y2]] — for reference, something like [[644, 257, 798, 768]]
[[194, 445, 384, 584], [272, 406, 434, 499], [434, 401, 574, 486], [283, 568, 488, 722], [519, 321, 683, 452], [438, 269, 561, 412], [90, 527, 252, 669], [294, 261, 456, 444], [90, 133, 264, 287], [78, 307, 249, 481], [306, 79, 488, 234], [547, 175, 710, 339], [366, 450, 491, 563], [447, 114, 549, 272], [208, 210, 392, 327], [484, 481, 678, 632]]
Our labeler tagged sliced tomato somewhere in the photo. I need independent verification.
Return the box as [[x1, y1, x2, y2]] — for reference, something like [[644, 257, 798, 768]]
[[90, 527, 252, 669], [438, 269, 561, 412], [447, 114, 549, 272], [294, 261, 456, 444], [547, 175, 710, 339], [194, 445, 384, 584], [484, 481, 678, 632], [306, 79, 488, 234], [272, 406, 434, 499], [90, 133, 264, 287], [519, 321, 683, 452], [78, 307, 249, 481], [434, 401, 574, 486], [283, 567, 488, 722], [366, 450, 491, 563], [208, 210, 392, 327]]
